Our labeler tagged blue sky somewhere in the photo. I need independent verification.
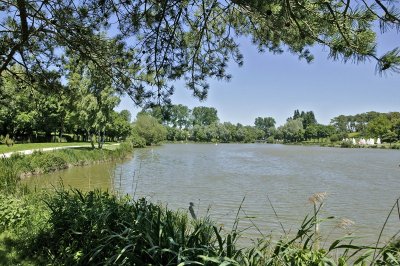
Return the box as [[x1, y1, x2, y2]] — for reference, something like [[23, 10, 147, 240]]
[[116, 30, 400, 127]]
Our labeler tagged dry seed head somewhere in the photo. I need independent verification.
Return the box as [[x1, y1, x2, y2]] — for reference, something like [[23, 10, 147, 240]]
[[308, 192, 327, 204], [337, 218, 355, 230]]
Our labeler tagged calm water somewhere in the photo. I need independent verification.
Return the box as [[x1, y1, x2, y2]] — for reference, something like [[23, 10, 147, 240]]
[[26, 144, 400, 244]]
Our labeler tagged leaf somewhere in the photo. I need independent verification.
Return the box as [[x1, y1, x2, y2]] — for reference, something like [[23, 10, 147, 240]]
[[353, 249, 373, 264], [197, 255, 221, 263], [213, 226, 224, 253], [329, 239, 342, 251], [177, 261, 204, 266]]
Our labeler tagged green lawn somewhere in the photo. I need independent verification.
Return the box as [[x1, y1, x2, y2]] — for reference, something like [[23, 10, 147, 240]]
[[0, 142, 118, 154]]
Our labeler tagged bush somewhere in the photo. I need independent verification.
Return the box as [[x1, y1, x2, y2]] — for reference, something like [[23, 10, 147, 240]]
[[340, 141, 354, 148], [266, 136, 275, 143], [4, 134, 14, 147], [0, 194, 29, 231], [127, 133, 146, 148], [132, 114, 167, 145], [29, 152, 68, 174], [329, 134, 340, 142], [36, 189, 219, 265]]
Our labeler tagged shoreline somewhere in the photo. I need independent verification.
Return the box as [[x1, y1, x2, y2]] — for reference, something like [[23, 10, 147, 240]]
[[0, 142, 133, 181], [164, 140, 400, 149]]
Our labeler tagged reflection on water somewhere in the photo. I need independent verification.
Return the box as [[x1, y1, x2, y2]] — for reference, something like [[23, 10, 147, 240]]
[[24, 162, 118, 192], [25, 144, 400, 243]]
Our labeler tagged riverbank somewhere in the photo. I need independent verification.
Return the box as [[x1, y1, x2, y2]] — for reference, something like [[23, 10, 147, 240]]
[[165, 139, 400, 150], [0, 142, 133, 188], [0, 143, 121, 158]]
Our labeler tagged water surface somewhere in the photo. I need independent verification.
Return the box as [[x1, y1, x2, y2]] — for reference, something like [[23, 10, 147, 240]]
[[27, 144, 400, 243]]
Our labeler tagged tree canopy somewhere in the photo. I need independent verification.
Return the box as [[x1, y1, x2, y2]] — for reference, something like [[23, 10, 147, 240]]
[[1, 0, 399, 107]]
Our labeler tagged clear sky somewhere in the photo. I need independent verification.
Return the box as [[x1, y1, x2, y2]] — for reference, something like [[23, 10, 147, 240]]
[[116, 30, 400, 127]]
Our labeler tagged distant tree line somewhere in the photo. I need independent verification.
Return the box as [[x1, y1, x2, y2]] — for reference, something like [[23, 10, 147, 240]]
[[331, 112, 400, 144], [142, 106, 400, 144]]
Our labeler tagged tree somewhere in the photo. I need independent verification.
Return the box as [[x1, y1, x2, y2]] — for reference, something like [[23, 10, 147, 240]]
[[331, 115, 350, 133], [170, 104, 191, 129], [279, 119, 305, 142], [1, 1, 399, 107], [288, 110, 317, 129], [132, 114, 167, 146], [366, 115, 391, 138], [191, 107, 219, 126], [316, 124, 336, 141], [119, 110, 132, 123], [67, 60, 121, 148], [302, 111, 317, 129], [304, 125, 318, 141], [106, 110, 133, 141], [254, 117, 276, 138]]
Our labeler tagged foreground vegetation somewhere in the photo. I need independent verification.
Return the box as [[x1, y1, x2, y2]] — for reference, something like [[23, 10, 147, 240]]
[[0, 187, 399, 265]]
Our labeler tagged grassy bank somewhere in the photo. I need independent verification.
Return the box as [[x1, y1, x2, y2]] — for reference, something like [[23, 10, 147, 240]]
[[0, 142, 98, 154], [0, 189, 399, 265], [0, 142, 133, 191]]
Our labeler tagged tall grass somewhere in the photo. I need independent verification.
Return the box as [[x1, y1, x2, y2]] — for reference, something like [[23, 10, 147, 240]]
[[0, 155, 20, 192], [28, 189, 222, 265], [1, 188, 395, 266]]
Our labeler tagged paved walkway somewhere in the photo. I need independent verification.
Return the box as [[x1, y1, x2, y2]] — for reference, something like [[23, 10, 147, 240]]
[[1, 143, 120, 158]]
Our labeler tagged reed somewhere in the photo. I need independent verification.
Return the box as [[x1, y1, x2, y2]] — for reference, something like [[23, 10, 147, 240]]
[[0, 186, 399, 265]]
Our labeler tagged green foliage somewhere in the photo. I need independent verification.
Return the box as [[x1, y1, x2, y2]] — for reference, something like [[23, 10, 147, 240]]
[[290, 110, 317, 129], [0, 66, 130, 145], [35, 189, 221, 265], [254, 117, 276, 138], [133, 114, 167, 145], [0, 145, 134, 190], [192, 107, 219, 126], [1, 0, 399, 107], [0, 155, 20, 192], [0, 188, 400, 265], [28, 152, 69, 174], [4, 134, 14, 147], [279, 119, 305, 142], [0, 195, 29, 231], [366, 115, 392, 138], [126, 132, 146, 148]]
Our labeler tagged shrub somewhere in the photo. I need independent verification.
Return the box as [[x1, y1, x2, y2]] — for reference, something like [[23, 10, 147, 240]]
[[4, 134, 14, 147], [340, 141, 353, 148], [127, 133, 146, 148], [0, 194, 29, 231], [29, 152, 68, 174], [36, 189, 220, 265], [266, 136, 275, 143], [329, 134, 340, 142], [132, 114, 167, 145]]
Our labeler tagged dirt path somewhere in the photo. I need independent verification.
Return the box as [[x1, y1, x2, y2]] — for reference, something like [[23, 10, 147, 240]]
[[1, 143, 120, 158]]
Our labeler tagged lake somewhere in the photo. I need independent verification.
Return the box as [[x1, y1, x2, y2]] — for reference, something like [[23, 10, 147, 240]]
[[26, 143, 400, 244]]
